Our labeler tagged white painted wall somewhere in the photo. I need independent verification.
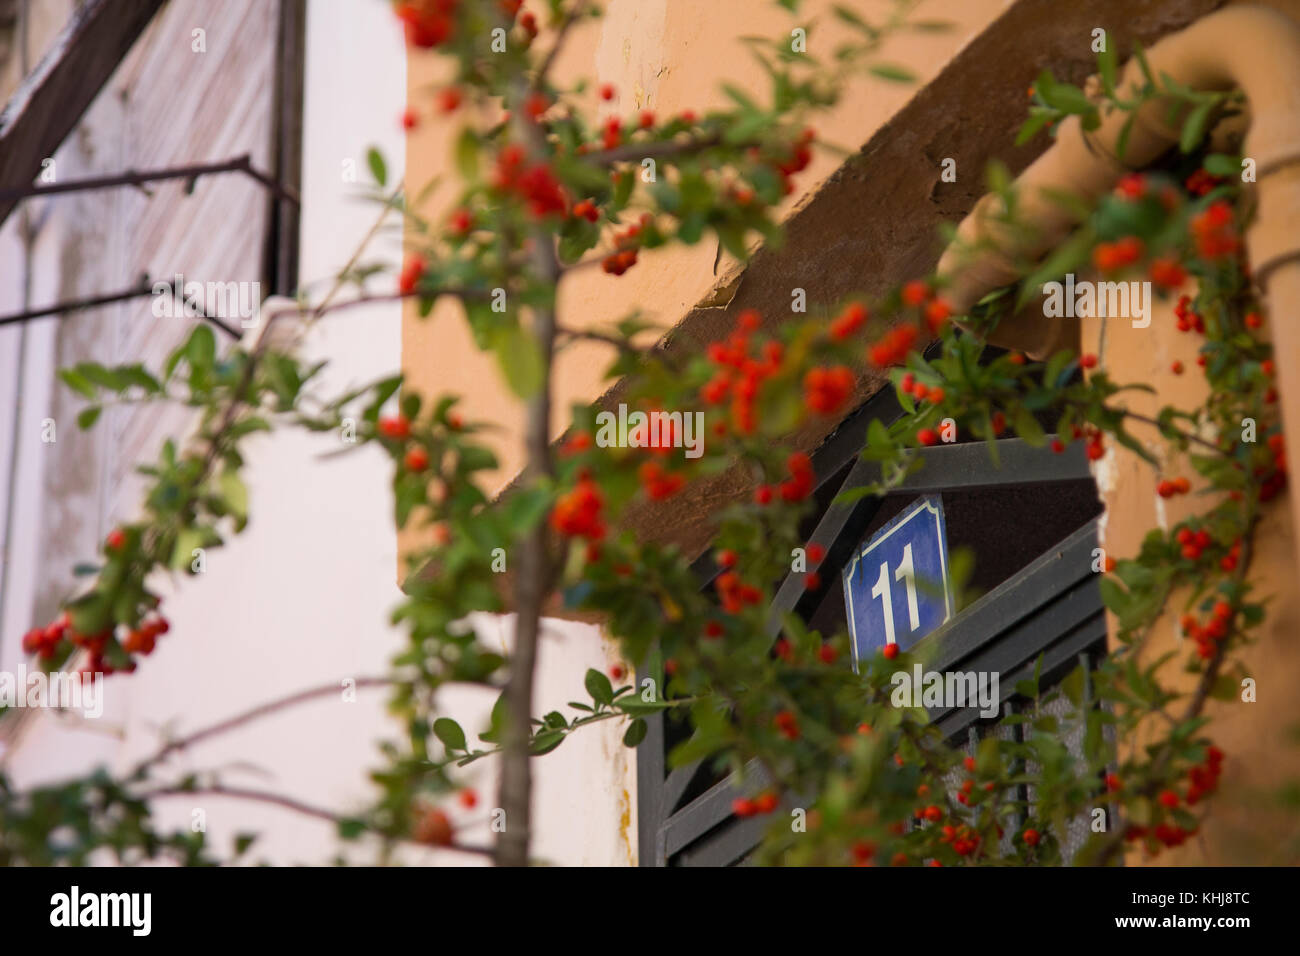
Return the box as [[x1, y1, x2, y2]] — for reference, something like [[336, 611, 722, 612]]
[[0, 0, 635, 866]]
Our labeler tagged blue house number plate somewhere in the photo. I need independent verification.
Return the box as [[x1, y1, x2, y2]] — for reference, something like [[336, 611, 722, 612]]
[[843, 495, 954, 669]]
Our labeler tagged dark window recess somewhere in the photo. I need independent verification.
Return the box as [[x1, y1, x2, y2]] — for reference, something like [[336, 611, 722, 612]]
[[637, 350, 1110, 866]]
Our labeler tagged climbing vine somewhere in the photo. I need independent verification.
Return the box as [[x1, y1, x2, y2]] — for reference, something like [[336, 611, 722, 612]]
[[1, 1, 1287, 866]]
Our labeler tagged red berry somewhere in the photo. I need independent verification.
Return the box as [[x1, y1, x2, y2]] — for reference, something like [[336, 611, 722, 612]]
[[1080, 353, 1098, 369], [399, 254, 426, 294], [438, 87, 462, 113], [599, 83, 615, 101], [413, 807, 454, 846], [378, 416, 411, 440], [459, 789, 478, 809], [817, 643, 837, 664], [105, 529, 127, 552], [404, 447, 429, 472], [21, 629, 44, 654], [882, 642, 900, 660], [1022, 828, 1040, 847], [609, 664, 626, 681], [717, 549, 738, 568], [1159, 789, 1180, 809], [964, 756, 976, 773], [901, 280, 929, 307], [1050, 439, 1066, 454]]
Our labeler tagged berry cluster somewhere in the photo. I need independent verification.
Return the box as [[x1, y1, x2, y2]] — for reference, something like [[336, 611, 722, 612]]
[[1156, 476, 1191, 498], [802, 365, 854, 416], [715, 571, 762, 615], [898, 372, 944, 405], [1091, 236, 1144, 273], [494, 144, 567, 219], [638, 460, 684, 500], [701, 309, 783, 436], [828, 301, 868, 340], [731, 791, 778, 817], [23, 608, 170, 676], [549, 473, 606, 540], [804, 541, 826, 593], [1180, 599, 1236, 660], [1190, 201, 1239, 260], [1051, 423, 1105, 461], [395, 0, 459, 49], [600, 215, 649, 275]]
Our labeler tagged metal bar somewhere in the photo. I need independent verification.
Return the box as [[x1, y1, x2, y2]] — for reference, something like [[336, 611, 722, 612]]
[[661, 759, 707, 818], [766, 455, 885, 637], [928, 520, 1100, 672], [674, 815, 770, 867], [268, 0, 307, 296], [636, 669, 666, 867], [0, 275, 243, 338], [660, 759, 768, 858], [0, 154, 300, 206], [934, 615, 1107, 737], [893, 438, 1090, 494]]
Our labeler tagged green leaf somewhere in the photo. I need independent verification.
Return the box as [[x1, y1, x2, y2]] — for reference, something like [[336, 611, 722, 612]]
[[869, 63, 915, 83], [1097, 42, 1117, 93], [454, 128, 479, 180], [623, 718, 648, 747], [366, 147, 387, 187], [1015, 108, 1056, 147], [219, 470, 249, 531], [171, 528, 208, 572], [59, 368, 97, 399], [479, 692, 508, 743], [1202, 153, 1238, 178], [337, 818, 367, 839], [530, 729, 565, 755], [433, 717, 467, 752], [185, 325, 217, 371], [1013, 406, 1046, 447], [491, 323, 544, 398], [1179, 100, 1215, 154], [584, 667, 614, 706], [77, 406, 102, 430]]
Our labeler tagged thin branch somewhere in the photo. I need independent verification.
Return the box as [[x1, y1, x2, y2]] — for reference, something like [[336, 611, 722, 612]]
[[555, 324, 660, 356], [1093, 497, 1260, 865], [0, 154, 300, 206], [533, 0, 589, 91], [0, 277, 242, 338], [584, 131, 724, 167], [133, 676, 397, 776], [1116, 408, 1223, 455], [138, 784, 496, 858]]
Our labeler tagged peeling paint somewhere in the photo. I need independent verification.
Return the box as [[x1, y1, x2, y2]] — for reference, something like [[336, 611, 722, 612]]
[[618, 784, 634, 864]]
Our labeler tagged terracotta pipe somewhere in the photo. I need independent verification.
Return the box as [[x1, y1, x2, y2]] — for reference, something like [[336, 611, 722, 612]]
[[934, 3, 1300, 571]]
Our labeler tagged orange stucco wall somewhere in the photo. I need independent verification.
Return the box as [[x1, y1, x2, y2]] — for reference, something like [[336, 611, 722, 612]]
[[401, 0, 1009, 501]]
